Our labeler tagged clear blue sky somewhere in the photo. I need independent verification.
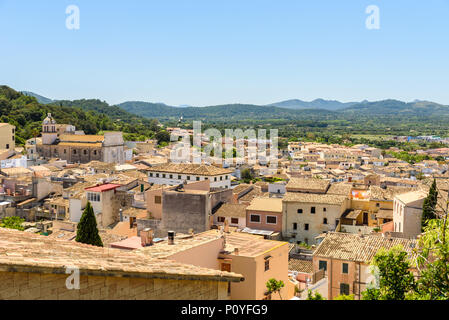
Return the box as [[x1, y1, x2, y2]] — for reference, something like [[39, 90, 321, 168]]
[[1, 0, 449, 106]]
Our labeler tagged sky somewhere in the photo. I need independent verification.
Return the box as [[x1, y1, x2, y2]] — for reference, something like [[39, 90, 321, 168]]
[[1, 0, 449, 106]]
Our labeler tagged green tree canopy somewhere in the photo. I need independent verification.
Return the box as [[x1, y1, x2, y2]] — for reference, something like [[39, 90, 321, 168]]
[[75, 202, 103, 247]]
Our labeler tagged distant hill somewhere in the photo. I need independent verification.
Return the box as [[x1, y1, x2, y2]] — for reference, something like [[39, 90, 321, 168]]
[[118, 101, 336, 122], [268, 98, 358, 110], [340, 99, 449, 116], [21, 91, 53, 104]]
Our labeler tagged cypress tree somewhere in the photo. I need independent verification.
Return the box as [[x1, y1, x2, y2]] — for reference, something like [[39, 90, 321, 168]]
[[422, 179, 438, 230], [75, 202, 103, 247]]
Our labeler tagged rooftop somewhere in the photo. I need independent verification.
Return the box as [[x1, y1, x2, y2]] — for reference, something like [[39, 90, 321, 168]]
[[147, 163, 233, 176], [85, 183, 122, 193], [246, 197, 283, 213], [286, 178, 330, 193], [283, 192, 347, 205], [313, 232, 417, 263], [0, 228, 243, 282], [214, 203, 247, 218]]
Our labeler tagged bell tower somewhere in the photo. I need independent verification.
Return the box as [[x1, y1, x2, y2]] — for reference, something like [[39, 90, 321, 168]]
[[42, 113, 58, 145]]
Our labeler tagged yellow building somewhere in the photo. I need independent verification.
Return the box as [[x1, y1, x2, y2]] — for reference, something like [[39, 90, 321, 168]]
[[0, 123, 15, 158]]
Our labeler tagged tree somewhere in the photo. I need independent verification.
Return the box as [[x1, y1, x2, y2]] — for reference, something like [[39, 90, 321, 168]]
[[361, 245, 415, 300], [241, 168, 255, 182], [334, 294, 355, 300], [155, 130, 171, 145], [0, 217, 25, 231], [306, 290, 325, 300], [265, 278, 285, 300], [422, 179, 438, 230], [412, 219, 449, 299], [75, 202, 103, 247]]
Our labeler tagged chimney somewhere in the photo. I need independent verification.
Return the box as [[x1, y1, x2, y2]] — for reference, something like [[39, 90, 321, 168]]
[[119, 208, 123, 222], [168, 230, 175, 245], [224, 219, 229, 233], [140, 228, 154, 247], [234, 247, 239, 255]]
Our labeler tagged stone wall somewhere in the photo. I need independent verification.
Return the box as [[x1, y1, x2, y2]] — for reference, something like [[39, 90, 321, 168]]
[[0, 271, 229, 300]]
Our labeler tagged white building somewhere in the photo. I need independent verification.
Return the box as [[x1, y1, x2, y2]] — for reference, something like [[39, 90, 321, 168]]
[[393, 191, 426, 239], [147, 163, 233, 189]]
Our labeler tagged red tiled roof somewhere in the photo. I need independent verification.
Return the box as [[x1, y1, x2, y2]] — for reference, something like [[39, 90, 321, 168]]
[[85, 184, 121, 192]]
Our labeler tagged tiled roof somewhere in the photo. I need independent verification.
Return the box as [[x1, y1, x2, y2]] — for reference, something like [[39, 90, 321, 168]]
[[286, 178, 330, 192], [246, 197, 283, 213], [59, 134, 104, 143], [214, 203, 247, 218], [369, 186, 418, 201], [0, 228, 243, 282], [283, 192, 347, 205], [289, 258, 313, 274], [313, 232, 417, 263], [147, 163, 233, 176], [327, 183, 353, 196]]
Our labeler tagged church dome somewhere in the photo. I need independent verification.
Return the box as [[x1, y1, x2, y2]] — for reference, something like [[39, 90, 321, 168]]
[[43, 113, 56, 125]]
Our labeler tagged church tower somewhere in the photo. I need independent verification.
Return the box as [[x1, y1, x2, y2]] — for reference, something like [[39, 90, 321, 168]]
[[42, 113, 58, 145]]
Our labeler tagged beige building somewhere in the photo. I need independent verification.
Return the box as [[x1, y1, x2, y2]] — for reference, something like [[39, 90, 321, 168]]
[[36, 114, 125, 164], [138, 230, 294, 300], [282, 193, 348, 245], [312, 232, 416, 299], [393, 191, 426, 239], [0, 123, 15, 158], [0, 228, 242, 300]]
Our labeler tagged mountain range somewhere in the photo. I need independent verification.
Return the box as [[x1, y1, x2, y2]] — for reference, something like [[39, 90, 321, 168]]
[[19, 91, 449, 123]]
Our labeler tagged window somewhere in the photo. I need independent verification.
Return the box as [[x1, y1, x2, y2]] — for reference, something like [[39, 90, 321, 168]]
[[226, 175, 229, 180], [323, 207, 327, 212], [250, 214, 261, 223], [220, 176, 223, 181], [187, 176, 191, 180], [311, 207, 316, 214], [5, 144, 9, 149], [231, 218, 239, 225], [297, 209, 303, 214], [319, 260, 327, 271], [214, 177, 217, 182], [156, 173, 159, 178], [304, 223, 309, 231], [376, 203, 380, 207], [264, 259, 270, 271], [73, 150, 77, 154], [64, 149, 67, 154], [218, 216, 226, 223], [293, 223, 297, 230], [266, 216, 277, 225], [340, 283, 350, 295], [154, 196, 161, 204], [84, 150, 88, 155], [196, 177, 200, 181], [169, 174, 173, 179], [149, 173, 153, 177], [323, 218, 328, 224], [94, 150, 97, 155], [178, 175, 182, 179], [342, 263, 349, 274], [162, 174, 166, 178]]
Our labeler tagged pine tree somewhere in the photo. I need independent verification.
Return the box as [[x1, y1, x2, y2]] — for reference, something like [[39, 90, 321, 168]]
[[75, 202, 103, 247], [422, 179, 438, 230]]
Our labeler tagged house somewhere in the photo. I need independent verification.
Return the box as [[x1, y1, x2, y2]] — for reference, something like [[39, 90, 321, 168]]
[[246, 197, 283, 233], [213, 203, 247, 229], [147, 163, 233, 189], [137, 229, 294, 300], [393, 191, 426, 239], [0, 123, 15, 158], [0, 227, 243, 300], [282, 192, 348, 245], [312, 232, 416, 300]]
